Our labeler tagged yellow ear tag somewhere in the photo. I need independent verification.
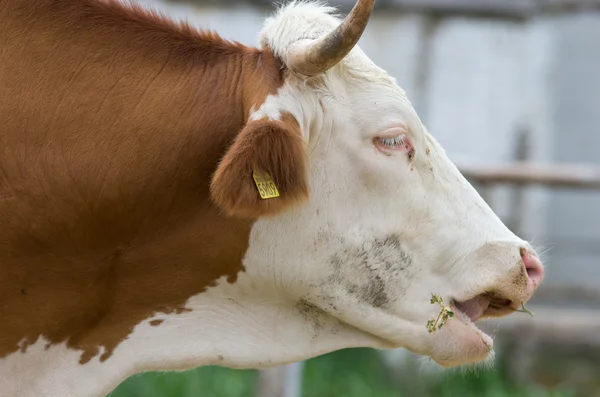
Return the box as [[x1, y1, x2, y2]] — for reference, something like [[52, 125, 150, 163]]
[[252, 170, 280, 199]]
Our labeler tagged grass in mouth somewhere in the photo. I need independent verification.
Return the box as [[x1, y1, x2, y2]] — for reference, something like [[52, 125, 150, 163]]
[[426, 294, 454, 333], [489, 301, 534, 316]]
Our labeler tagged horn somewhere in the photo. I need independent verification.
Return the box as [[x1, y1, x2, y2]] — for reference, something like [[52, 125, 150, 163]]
[[287, 0, 376, 76]]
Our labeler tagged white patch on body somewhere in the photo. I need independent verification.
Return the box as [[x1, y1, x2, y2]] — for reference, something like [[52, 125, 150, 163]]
[[0, 273, 389, 397]]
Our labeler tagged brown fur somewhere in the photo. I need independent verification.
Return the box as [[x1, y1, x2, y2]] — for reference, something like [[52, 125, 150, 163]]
[[211, 113, 310, 218], [0, 0, 307, 363]]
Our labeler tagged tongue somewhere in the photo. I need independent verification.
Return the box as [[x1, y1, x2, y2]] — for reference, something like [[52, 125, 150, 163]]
[[454, 295, 491, 322]]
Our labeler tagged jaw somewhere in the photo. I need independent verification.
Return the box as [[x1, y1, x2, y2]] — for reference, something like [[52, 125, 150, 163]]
[[292, 296, 491, 368], [306, 293, 504, 369], [426, 293, 531, 367]]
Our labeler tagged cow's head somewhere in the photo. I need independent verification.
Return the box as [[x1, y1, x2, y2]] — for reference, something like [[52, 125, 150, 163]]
[[210, 0, 544, 368]]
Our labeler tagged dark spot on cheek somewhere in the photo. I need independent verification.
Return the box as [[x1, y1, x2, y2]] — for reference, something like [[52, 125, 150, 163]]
[[326, 234, 413, 309], [149, 319, 164, 327], [344, 278, 388, 307], [361, 275, 388, 307]]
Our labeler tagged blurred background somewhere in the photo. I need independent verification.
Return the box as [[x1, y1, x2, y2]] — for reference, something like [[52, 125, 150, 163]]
[[110, 0, 600, 396]]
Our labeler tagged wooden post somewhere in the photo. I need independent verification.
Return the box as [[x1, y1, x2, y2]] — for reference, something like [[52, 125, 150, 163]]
[[256, 362, 304, 397]]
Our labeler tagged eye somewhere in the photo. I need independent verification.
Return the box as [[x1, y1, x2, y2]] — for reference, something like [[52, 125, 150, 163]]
[[374, 133, 415, 160], [380, 135, 406, 147]]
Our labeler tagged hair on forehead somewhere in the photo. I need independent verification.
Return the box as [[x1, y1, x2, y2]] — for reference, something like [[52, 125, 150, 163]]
[[259, 1, 395, 84], [259, 1, 341, 49]]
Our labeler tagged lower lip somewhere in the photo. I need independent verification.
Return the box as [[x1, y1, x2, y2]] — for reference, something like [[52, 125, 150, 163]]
[[451, 305, 493, 345]]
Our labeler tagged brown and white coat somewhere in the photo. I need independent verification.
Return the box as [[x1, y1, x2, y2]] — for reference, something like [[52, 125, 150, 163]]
[[0, 0, 544, 396]]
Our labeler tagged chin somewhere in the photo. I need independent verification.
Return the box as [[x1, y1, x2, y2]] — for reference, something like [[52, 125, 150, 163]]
[[429, 313, 495, 368], [427, 289, 529, 368]]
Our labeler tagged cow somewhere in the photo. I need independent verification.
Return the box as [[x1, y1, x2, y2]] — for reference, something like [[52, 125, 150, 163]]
[[0, 0, 545, 396]]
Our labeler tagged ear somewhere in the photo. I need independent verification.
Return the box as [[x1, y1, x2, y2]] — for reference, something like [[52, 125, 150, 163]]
[[210, 113, 309, 218]]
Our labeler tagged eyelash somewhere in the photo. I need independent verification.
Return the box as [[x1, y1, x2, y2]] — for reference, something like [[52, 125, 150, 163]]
[[379, 135, 406, 147]]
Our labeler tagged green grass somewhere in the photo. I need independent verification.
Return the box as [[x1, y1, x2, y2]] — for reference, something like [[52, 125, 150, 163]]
[[110, 366, 258, 397], [301, 348, 398, 397], [423, 367, 575, 397], [110, 348, 575, 397]]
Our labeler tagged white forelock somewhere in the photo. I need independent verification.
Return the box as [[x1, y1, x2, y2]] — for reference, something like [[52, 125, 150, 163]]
[[258, 1, 392, 83], [259, 1, 340, 53]]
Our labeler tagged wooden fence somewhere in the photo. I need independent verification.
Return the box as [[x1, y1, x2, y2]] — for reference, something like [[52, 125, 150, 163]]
[[184, 0, 600, 17], [459, 161, 600, 189]]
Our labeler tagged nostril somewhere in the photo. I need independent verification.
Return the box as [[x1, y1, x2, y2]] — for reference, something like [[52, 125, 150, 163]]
[[525, 263, 544, 283], [520, 247, 545, 285]]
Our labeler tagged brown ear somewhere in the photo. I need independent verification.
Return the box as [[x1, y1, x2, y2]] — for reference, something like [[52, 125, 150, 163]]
[[210, 113, 309, 218]]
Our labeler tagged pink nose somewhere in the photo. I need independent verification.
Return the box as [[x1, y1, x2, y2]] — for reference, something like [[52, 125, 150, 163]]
[[520, 247, 545, 291]]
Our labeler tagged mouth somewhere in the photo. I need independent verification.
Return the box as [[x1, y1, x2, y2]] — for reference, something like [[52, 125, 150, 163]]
[[452, 292, 523, 324], [427, 293, 515, 367], [446, 291, 528, 348]]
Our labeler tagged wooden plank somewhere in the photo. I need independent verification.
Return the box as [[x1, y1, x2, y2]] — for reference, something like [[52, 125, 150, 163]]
[[542, 13, 600, 289], [256, 366, 287, 397], [383, 0, 600, 18], [480, 305, 600, 345], [357, 13, 427, 107], [421, 17, 524, 163], [457, 162, 600, 189], [256, 363, 304, 397], [532, 284, 600, 304], [420, 15, 525, 223]]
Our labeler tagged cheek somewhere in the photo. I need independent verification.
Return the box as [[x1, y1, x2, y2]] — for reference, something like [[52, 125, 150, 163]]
[[354, 156, 414, 195], [309, 234, 416, 308], [309, 145, 428, 231]]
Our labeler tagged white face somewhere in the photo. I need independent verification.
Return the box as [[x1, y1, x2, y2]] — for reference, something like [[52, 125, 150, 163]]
[[245, 3, 545, 367]]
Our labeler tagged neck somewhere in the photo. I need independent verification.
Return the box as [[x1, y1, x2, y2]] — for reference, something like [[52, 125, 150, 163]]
[[2, 270, 387, 397]]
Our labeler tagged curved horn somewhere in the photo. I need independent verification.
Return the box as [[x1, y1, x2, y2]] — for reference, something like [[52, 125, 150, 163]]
[[287, 0, 376, 76]]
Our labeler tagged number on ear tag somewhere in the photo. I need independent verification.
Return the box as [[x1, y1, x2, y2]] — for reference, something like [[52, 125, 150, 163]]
[[252, 170, 280, 199]]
